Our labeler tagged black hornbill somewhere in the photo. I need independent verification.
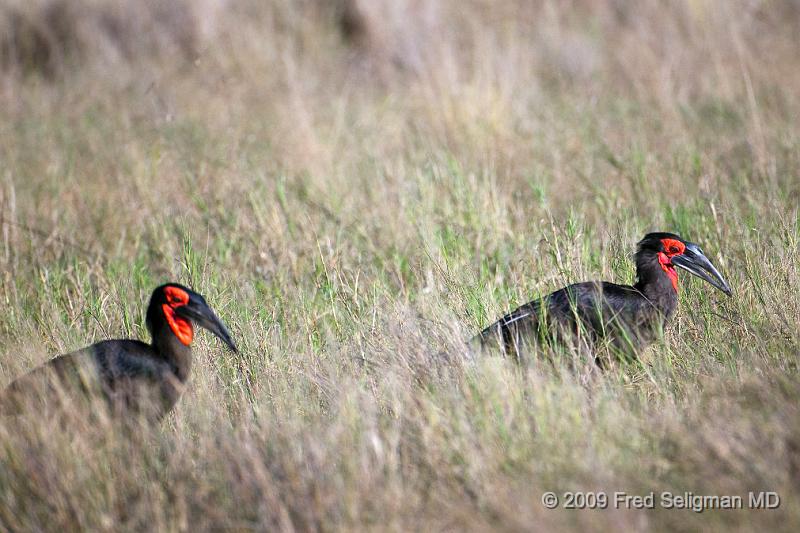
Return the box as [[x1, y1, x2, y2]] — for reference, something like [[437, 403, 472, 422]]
[[474, 233, 732, 361], [0, 283, 237, 421]]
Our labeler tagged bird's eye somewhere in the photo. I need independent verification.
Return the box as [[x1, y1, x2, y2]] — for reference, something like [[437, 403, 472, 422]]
[[164, 286, 189, 306], [669, 246, 679, 254]]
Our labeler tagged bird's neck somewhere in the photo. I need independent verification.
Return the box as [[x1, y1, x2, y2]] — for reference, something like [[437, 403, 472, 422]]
[[152, 327, 193, 382], [634, 253, 679, 318]]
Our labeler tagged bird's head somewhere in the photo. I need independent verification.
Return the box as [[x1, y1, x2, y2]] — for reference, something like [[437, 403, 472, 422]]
[[147, 283, 238, 352], [637, 232, 732, 296]]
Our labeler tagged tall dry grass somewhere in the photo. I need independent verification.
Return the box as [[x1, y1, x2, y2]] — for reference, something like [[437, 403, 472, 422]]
[[1, 0, 799, 530]]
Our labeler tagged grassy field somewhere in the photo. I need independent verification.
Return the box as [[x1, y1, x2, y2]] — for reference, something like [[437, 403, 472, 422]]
[[1, 0, 799, 530]]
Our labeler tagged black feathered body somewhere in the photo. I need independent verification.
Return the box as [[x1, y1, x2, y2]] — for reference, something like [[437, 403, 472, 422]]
[[0, 339, 188, 420], [475, 245, 680, 360], [0, 283, 213, 422]]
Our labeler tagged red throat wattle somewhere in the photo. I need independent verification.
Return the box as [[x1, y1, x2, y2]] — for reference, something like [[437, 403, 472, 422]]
[[658, 238, 685, 293], [162, 286, 194, 346], [658, 252, 679, 292]]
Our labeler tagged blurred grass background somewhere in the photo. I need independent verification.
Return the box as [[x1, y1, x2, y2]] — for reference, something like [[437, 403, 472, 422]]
[[0, 0, 799, 530]]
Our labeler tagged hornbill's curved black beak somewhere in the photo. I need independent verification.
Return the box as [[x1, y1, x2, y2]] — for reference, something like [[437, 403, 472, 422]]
[[177, 296, 238, 352], [671, 242, 732, 296]]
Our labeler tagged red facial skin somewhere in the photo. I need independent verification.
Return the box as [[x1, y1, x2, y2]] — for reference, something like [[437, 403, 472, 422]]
[[162, 286, 194, 346], [657, 238, 686, 292]]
